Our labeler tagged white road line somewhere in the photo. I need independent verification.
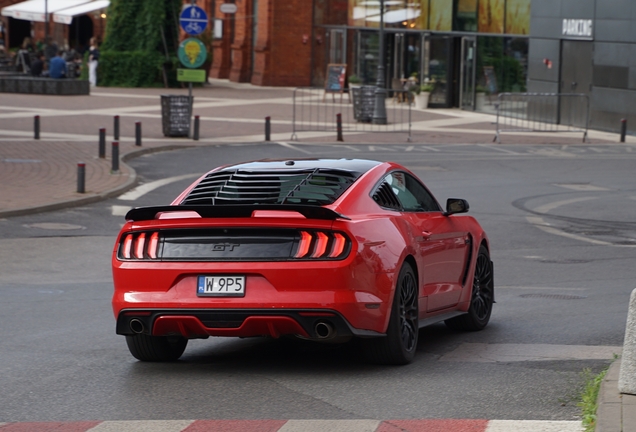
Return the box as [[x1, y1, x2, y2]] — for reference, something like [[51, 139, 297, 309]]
[[87, 420, 195, 432], [440, 343, 622, 363], [526, 216, 617, 246], [554, 183, 609, 191], [533, 196, 598, 214], [276, 142, 314, 154], [498, 286, 587, 291], [118, 174, 202, 201], [111, 205, 132, 217], [478, 144, 523, 155], [486, 420, 583, 432]]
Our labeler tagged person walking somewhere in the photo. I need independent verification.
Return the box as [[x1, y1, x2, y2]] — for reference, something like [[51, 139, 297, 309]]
[[88, 38, 99, 87]]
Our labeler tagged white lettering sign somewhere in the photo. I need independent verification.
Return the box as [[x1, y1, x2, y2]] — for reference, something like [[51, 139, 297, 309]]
[[562, 19, 593, 38]]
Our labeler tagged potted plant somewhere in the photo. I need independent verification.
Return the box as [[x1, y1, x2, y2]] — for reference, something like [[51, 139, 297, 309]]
[[414, 82, 434, 109]]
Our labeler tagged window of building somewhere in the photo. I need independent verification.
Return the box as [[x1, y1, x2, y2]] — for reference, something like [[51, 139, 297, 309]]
[[455, 0, 478, 32]]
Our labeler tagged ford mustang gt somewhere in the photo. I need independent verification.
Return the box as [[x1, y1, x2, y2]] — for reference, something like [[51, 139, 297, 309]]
[[112, 158, 493, 364]]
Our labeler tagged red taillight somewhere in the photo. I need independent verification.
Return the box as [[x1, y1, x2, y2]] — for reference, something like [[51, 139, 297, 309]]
[[119, 232, 160, 261], [311, 232, 329, 258], [329, 233, 346, 258], [122, 234, 133, 259], [294, 231, 350, 260], [295, 231, 312, 258]]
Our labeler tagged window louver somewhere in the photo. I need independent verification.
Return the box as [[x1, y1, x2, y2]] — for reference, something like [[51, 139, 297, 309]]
[[181, 169, 358, 206], [373, 181, 401, 210]]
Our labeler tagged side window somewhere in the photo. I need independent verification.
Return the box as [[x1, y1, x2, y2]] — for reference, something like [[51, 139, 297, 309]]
[[386, 172, 440, 212]]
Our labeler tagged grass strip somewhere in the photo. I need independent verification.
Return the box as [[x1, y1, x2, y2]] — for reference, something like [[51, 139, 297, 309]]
[[578, 366, 610, 432]]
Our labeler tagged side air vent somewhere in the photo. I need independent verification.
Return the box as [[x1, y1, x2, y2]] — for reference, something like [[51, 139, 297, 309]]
[[181, 169, 358, 206], [372, 181, 401, 210]]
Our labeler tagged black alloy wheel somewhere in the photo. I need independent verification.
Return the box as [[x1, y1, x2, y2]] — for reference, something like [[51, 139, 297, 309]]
[[445, 244, 494, 331], [363, 263, 419, 365]]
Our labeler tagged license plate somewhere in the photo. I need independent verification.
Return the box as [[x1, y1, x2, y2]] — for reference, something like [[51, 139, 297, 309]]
[[197, 275, 245, 297]]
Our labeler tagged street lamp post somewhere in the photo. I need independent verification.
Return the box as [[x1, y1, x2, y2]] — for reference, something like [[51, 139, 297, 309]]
[[372, 0, 387, 125], [44, 0, 48, 40]]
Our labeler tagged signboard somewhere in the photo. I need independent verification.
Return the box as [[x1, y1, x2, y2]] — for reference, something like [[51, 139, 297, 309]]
[[178, 69, 207, 83], [180, 5, 208, 36], [219, 3, 238, 14], [325, 64, 347, 93], [178, 38, 208, 69], [562, 19, 593, 39]]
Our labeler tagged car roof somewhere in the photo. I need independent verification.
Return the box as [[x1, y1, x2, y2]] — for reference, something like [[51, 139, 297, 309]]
[[218, 158, 382, 175]]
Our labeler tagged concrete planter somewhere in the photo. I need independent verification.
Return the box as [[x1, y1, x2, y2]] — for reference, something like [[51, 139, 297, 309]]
[[414, 92, 430, 109]]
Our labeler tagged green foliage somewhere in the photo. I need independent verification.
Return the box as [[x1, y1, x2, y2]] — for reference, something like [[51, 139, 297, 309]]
[[79, 51, 89, 81], [477, 36, 528, 93], [98, 51, 179, 87], [578, 367, 609, 432], [99, 0, 182, 87]]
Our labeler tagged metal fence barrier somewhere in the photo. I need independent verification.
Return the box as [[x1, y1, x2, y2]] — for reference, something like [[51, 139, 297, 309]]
[[495, 93, 589, 143], [292, 87, 412, 141]]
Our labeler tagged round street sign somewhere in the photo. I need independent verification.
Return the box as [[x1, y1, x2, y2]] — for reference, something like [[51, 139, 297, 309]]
[[178, 38, 207, 69], [179, 5, 208, 36], [219, 3, 238, 14]]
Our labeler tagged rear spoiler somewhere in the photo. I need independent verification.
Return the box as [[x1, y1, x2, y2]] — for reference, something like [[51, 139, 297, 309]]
[[125, 205, 350, 222]]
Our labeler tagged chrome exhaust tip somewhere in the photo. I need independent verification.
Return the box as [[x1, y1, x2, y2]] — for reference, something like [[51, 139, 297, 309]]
[[315, 321, 334, 339], [129, 318, 145, 334]]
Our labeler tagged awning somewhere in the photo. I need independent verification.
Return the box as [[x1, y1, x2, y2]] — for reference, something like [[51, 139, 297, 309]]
[[365, 8, 420, 24], [1, 0, 90, 22], [53, 0, 109, 24]]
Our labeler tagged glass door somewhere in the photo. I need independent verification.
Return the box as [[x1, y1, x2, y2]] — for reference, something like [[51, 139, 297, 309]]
[[328, 29, 347, 64], [424, 36, 451, 108], [460, 36, 477, 110]]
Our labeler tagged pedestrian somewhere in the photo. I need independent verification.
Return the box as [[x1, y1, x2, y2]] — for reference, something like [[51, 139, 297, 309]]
[[30, 52, 45, 77], [88, 37, 99, 87], [48, 50, 67, 79], [44, 36, 58, 63]]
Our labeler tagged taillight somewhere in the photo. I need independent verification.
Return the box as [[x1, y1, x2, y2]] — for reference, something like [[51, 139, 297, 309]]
[[294, 231, 351, 260], [119, 231, 161, 261]]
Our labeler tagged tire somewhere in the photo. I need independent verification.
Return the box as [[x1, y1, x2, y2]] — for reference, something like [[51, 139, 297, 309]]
[[363, 263, 419, 365], [445, 244, 494, 331], [125, 334, 188, 362]]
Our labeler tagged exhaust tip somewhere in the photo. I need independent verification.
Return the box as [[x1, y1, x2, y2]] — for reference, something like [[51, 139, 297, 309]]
[[130, 318, 145, 334], [315, 321, 334, 339]]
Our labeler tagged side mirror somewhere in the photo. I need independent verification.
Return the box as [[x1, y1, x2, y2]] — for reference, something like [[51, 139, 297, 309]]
[[444, 198, 469, 216]]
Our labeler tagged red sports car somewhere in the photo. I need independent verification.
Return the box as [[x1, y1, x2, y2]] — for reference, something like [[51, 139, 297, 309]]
[[112, 159, 493, 364]]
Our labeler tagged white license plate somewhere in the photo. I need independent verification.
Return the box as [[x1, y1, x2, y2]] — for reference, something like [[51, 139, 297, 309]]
[[197, 275, 245, 297]]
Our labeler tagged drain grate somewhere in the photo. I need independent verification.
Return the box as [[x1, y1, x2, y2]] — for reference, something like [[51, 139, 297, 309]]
[[520, 293, 587, 300]]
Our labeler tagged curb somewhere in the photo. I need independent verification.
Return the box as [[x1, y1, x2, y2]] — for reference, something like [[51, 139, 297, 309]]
[[596, 359, 622, 432]]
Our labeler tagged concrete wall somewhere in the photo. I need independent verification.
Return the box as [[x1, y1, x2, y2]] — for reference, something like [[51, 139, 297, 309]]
[[528, 0, 636, 133]]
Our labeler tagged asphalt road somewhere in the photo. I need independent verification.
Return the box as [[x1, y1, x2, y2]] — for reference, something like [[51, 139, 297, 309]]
[[0, 142, 634, 422]]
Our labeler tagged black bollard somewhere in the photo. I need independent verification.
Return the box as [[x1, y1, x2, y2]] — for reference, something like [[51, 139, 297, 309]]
[[265, 116, 271, 141], [193, 116, 200, 141], [112, 142, 119, 172], [99, 128, 106, 158], [77, 163, 86, 193], [34, 115, 40, 140], [336, 113, 343, 142], [114, 116, 120, 141], [620, 118, 627, 143], [135, 122, 142, 146]]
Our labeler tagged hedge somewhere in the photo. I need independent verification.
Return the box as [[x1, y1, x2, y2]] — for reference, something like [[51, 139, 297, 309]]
[[98, 51, 179, 88]]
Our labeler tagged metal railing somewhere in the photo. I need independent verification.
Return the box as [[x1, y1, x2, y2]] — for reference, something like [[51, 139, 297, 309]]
[[291, 86, 412, 141], [495, 93, 589, 143]]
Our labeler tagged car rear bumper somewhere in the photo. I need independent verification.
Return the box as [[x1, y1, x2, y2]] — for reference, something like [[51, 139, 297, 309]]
[[117, 308, 384, 340]]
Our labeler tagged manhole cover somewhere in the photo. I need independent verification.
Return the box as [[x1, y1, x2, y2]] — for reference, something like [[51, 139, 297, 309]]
[[24, 223, 86, 230], [520, 294, 587, 300]]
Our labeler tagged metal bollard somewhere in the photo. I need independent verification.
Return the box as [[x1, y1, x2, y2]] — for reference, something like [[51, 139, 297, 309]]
[[99, 128, 106, 158], [336, 113, 344, 142], [77, 163, 85, 193], [34, 115, 40, 140], [135, 122, 142, 146], [112, 142, 119, 172], [193, 116, 200, 141], [620, 118, 627, 143], [114, 116, 120, 141], [265, 116, 271, 141]]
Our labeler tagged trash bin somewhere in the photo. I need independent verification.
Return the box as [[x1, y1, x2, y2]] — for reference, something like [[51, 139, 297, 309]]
[[351, 85, 376, 123], [161, 95, 193, 137]]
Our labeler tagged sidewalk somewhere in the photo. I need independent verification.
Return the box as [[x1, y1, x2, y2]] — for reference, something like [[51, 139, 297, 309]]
[[596, 360, 636, 432], [1, 78, 632, 218]]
